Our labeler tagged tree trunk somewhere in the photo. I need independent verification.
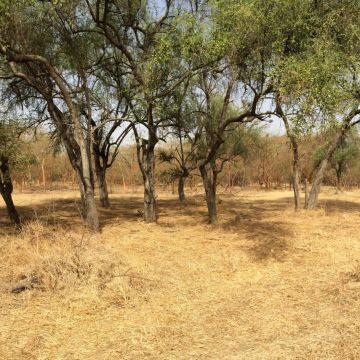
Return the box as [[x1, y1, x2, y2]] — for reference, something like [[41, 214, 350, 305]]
[[304, 177, 309, 209], [134, 116, 158, 223], [292, 145, 301, 210], [143, 149, 157, 223], [178, 174, 186, 202], [0, 157, 21, 228], [306, 125, 350, 210], [47, 100, 99, 231], [94, 152, 110, 208], [336, 168, 342, 193], [200, 164, 217, 224], [97, 169, 110, 208], [80, 163, 99, 231], [279, 104, 301, 210], [1, 190, 21, 227]]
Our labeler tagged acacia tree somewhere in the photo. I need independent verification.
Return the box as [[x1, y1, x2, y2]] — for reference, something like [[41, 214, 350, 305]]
[[331, 130, 360, 192], [313, 128, 360, 193], [85, 0, 206, 222], [188, 0, 292, 223], [0, 1, 105, 230], [157, 81, 203, 202], [266, 0, 360, 210]]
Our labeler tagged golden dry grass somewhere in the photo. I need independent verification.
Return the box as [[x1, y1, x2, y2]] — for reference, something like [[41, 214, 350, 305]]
[[1, 187, 360, 359]]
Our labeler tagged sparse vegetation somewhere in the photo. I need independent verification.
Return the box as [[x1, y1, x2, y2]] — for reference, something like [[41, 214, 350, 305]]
[[2, 0, 360, 358]]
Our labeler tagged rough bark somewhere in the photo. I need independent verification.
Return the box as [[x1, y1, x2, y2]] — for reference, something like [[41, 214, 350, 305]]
[[94, 151, 110, 208], [0, 157, 21, 227], [200, 163, 217, 224], [143, 148, 157, 223], [133, 111, 158, 223], [97, 169, 110, 208], [178, 174, 186, 202]]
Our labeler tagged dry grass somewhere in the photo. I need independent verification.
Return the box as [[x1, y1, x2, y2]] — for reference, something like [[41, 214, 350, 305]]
[[1, 187, 360, 359]]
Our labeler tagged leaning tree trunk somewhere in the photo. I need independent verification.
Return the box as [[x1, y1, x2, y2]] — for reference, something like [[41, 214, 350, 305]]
[[292, 142, 301, 211], [47, 100, 99, 231], [200, 163, 217, 224], [0, 157, 21, 227], [306, 125, 350, 210]]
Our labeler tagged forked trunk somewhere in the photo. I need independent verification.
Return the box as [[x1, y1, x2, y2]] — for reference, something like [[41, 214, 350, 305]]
[[133, 110, 158, 223]]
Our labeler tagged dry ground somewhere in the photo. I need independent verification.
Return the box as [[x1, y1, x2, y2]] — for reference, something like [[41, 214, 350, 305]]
[[1, 187, 360, 359]]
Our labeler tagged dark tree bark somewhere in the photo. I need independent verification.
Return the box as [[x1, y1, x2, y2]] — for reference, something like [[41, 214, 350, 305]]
[[97, 168, 110, 208], [0, 156, 21, 227], [47, 101, 99, 231], [143, 140, 157, 222], [178, 174, 186, 202], [93, 147, 110, 208], [291, 142, 301, 210], [200, 163, 218, 224]]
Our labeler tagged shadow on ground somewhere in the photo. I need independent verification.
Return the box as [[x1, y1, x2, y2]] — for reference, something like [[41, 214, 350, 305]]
[[2, 191, 360, 261]]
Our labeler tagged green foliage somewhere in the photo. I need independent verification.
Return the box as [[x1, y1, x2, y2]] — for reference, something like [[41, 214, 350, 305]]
[[313, 128, 360, 173], [0, 121, 36, 170]]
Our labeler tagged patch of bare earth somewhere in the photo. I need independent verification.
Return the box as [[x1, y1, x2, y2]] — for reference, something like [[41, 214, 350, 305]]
[[1, 188, 360, 359]]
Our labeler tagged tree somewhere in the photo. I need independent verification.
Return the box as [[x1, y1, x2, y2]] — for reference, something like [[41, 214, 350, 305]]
[[0, 121, 21, 227], [313, 128, 360, 193], [86, 0, 207, 222]]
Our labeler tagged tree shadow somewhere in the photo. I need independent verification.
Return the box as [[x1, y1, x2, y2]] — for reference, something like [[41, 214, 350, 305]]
[[319, 199, 360, 214], [2, 192, 360, 262], [220, 197, 292, 262]]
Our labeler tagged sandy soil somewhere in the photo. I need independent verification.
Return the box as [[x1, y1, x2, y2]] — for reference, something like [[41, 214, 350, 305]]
[[1, 187, 360, 359]]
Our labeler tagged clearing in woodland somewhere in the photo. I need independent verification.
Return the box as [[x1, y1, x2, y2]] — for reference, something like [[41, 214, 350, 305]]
[[1, 188, 360, 359]]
